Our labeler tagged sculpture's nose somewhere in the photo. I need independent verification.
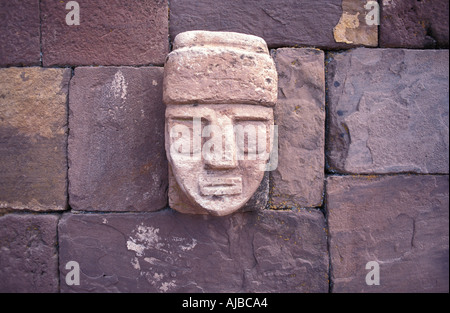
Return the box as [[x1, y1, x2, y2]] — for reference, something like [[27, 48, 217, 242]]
[[203, 116, 238, 170], [205, 156, 237, 170]]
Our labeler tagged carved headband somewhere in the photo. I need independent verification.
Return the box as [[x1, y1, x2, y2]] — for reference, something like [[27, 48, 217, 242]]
[[163, 30, 278, 107]]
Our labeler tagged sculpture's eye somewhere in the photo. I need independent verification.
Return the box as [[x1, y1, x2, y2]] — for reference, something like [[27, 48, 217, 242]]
[[234, 121, 269, 158], [169, 117, 207, 156]]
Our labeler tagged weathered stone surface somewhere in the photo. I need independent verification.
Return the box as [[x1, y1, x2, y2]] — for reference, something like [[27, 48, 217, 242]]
[[59, 209, 329, 292], [0, 214, 59, 292], [327, 175, 449, 293], [380, 0, 449, 48], [164, 31, 276, 216], [41, 0, 168, 66], [327, 48, 449, 174], [333, 0, 378, 46], [0, 0, 40, 66], [68, 67, 168, 212], [270, 48, 325, 208], [0, 67, 70, 211], [164, 31, 278, 106], [169, 0, 376, 49]]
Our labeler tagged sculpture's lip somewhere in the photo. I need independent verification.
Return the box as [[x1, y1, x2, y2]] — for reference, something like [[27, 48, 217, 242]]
[[199, 176, 242, 196]]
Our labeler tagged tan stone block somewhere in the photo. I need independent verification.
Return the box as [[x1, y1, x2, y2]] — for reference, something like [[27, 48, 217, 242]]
[[0, 67, 70, 211], [333, 0, 378, 47], [270, 48, 326, 208]]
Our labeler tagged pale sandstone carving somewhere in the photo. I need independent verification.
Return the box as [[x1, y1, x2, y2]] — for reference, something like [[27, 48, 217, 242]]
[[163, 31, 278, 216]]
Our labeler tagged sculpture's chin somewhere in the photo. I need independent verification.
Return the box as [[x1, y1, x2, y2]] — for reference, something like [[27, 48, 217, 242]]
[[173, 171, 262, 216], [205, 205, 245, 217], [183, 190, 255, 216], [197, 197, 252, 217]]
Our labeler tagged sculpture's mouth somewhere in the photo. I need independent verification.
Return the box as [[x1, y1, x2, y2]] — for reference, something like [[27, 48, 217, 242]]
[[199, 176, 242, 196]]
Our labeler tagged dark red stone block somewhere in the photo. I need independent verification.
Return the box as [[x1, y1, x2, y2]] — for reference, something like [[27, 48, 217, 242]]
[[326, 48, 449, 174], [0, 0, 40, 66], [169, 0, 372, 49], [58, 209, 329, 292], [380, 0, 449, 48], [327, 175, 449, 292], [0, 214, 59, 292], [41, 0, 169, 66], [68, 66, 168, 212]]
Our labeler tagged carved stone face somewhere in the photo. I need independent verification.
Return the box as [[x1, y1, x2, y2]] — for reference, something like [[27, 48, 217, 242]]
[[166, 104, 274, 216], [163, 30, 278, 216]]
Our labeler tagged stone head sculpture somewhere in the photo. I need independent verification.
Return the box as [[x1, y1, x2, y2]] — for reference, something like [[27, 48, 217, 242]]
[[163, 31, 278, 216]]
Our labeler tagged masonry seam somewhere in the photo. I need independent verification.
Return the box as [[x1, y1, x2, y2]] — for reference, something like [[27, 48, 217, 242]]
[[323, 49, 333, 293], [38, 0, 43, 66], [323, 179, 333, 293], [55, 213, 62, 293], [326, 172, 449, 177], [65, 67, 75, 213]]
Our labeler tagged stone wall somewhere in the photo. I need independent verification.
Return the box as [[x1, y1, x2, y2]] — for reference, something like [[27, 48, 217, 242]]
[[0, 0, 448, 293]]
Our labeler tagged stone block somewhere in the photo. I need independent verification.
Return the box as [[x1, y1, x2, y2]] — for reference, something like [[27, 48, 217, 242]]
[[270, 48, 325, 208], [327, 175, 449, 292], [169, 0, 377, 49], [380, 0, 449, 48], [68, 67, 168, 212], [41, 0, 169, 66], [58, 209, 329, 292], [0, 214, 59, 292], [0, 67, 70, 211], [0, 0, 40, 66], [327, 48, 449, 174]]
